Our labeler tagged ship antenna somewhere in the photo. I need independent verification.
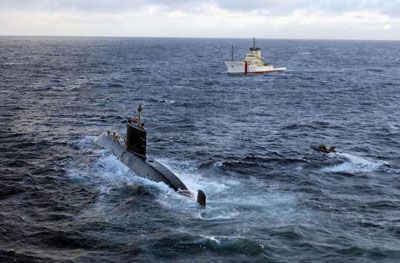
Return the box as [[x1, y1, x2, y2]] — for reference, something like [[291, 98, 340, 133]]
[[231, 45, 234, 61], [137, 103, 143, 127]]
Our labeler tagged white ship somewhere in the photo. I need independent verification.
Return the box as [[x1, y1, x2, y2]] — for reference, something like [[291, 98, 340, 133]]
[[225, 38, 286, 74]]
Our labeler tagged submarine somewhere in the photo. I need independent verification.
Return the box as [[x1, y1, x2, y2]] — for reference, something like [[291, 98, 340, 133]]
[[93, 104, 206, 207]]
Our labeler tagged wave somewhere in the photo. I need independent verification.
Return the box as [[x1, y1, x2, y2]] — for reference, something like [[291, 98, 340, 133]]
[[70, 135, 97, 150], [152, 158, 304, 225], [149, 98, 176, 104], [196, 210, 240, 221], [153, 158, 231, 210], [66, 140, 173, 196], [149, 232, 265, 258], [195, 235, 265, 256], [321, 153, 388, 174], [211, 154, 308, 171], [106, 83, 123, 88], [282, 123, 315, 130]]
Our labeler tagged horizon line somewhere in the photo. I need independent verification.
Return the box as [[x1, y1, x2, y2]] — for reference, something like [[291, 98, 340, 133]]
[[1, 34, 400, 42]]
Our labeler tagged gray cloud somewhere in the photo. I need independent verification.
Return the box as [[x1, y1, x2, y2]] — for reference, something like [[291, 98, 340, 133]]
[[1, 0, 400, 17], [0, 0, 201, 12], [1, 0, 399, 39], [216, 0, 400, 17]]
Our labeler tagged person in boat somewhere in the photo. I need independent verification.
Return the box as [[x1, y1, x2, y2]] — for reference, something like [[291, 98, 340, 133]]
[[319, 144, 327, 151], [112, 132, 121, 142], [317, 144, 336, 153]]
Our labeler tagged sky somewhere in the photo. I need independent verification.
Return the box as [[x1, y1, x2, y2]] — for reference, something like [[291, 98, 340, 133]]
[[1, 0, 400, 40]]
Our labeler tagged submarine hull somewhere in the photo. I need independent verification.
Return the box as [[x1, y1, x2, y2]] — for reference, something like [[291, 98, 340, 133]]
[[93, 134, 192, 196]]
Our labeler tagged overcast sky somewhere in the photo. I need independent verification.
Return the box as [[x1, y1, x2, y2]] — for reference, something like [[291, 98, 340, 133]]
[[1, 0, 400, 40]]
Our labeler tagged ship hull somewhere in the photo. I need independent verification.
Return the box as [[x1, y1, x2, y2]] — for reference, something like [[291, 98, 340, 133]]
[[225, 61, 286, 74]]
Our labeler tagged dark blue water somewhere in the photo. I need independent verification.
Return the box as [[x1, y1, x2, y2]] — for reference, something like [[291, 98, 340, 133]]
[[1, 36, 400, 262]]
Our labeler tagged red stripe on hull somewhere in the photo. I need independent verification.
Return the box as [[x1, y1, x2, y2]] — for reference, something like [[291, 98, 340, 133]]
[[227, 69, 285, 75], [250, 69, 286, 74]]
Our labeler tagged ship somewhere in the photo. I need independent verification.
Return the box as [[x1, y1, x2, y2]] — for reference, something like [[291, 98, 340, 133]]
[[225, 38, 286, 74], [93, 104, 206, 207]]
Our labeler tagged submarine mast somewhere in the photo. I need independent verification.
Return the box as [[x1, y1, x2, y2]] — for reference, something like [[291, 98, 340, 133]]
[[137, 103, 142, 128]]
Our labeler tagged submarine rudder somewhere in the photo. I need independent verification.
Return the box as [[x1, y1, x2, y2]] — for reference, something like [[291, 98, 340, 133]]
[[197, 190, 206, 207]]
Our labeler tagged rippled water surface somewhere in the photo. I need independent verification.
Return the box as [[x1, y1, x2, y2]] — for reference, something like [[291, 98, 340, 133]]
[[1, 36, 400, 262]]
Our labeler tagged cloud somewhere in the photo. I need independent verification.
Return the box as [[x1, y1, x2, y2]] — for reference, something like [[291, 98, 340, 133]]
[[2, 0, 400, 16], [0, 0, 202, 12], [1, 0, 400, 39]]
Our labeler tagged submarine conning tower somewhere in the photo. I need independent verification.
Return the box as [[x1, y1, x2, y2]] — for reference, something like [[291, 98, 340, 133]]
[[126, 104, 147, 158]]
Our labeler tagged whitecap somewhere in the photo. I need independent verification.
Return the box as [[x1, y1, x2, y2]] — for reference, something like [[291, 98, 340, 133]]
[[321, 153, 388, 173]]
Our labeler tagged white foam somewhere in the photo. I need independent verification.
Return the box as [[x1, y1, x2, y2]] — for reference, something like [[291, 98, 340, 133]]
[[321, 152, 388, 173], [196, 210, 240, 221], [213, 161, 224, 168], [94, 153, 174, 193], [199, 234, 221, 245], [164, 99, 176, 104], [68, 144, 303, 224], [151, 158, 234, 211], [77, 135, 97, 149], [67, 149, 173, 196], [65, 166, 91, 184], [154, 158, 304, 223], [156, 158, 232, 196]]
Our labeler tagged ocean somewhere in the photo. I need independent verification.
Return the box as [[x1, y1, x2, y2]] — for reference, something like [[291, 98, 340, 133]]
[[0, 36, 400, 262]]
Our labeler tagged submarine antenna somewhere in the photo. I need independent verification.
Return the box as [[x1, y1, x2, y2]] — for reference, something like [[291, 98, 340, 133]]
[[231, 45, 234, 61], [137, 103, 143, 128], [253, 37, 256, 49]]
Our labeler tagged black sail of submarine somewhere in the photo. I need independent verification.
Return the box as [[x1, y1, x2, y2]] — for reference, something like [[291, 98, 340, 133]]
[[93, 108, 206, 207]]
